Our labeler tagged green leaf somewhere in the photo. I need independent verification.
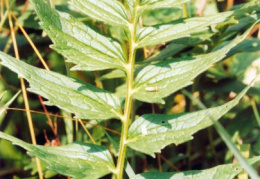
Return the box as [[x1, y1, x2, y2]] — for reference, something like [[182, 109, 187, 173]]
[[125, 0, 136, 9], [0, 52, 123, 120], [127, 86, 250, 157], [0, 132, 115, 179], [142, 7, 182, 26], [133, 23, 253, 104], [100, 122, 136, 178], [0, 91, 20, 116], [230, 52, 260, 78], [0, 91, 6, 101], [17, 10, 41, 29], [99, 69, 126, 80], [226, 11, 259, 34], [136, 11, 235, 48], [139, 0, 190, 12], [216, 38, 260, 58], [146, 30, 214, 63], [70, 0, 129, 28], [131, 156, 260, 179], [29, 0, 126, 71], [125, 0, 138, 17]]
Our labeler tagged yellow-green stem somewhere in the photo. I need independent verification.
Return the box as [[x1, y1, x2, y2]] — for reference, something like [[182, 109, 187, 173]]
[[116, 39, 136, 179], [116, 6, 139, 178]]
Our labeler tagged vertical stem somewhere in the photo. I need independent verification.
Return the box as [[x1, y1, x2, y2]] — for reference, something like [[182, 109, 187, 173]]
[[226, 0, 234, 10], [207, 127, 219, 164], [182, 3, 188, 18], [258, 25, 260, 38], [157, 154, 162, 172], [11, 12, 50, 71], [251, 99, 260, 127], [116, 6, 139, 179], [0, 0, 3, 20]]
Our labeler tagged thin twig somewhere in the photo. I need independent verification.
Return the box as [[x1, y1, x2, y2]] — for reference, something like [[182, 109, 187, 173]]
[[38, 96, 55, 132], [157, 153, 162, 172], [0, 0, 4, 20], [10, 11, 50, 70], [196, 0, 207, 16], [21, 0, 29, 13], [6, 0, 43, 177], [1, 107, 121, 135], [79, 119, 96, 144], [226, 0, 234, 10], [258, 25, 260, 38], [94, 71, 103, 89], [160, 154, 180, 171]]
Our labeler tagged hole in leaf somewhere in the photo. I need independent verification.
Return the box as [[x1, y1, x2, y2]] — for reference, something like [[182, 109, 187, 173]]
[[162, 121, 165, 124]]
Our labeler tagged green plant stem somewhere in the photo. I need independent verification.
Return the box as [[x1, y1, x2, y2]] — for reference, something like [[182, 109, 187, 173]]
[[48, 0, 54, 8], [116, 37, 136, 179], [116, 6, 139, 179], [251, 99, 260, 127], [207, 127, 219, 164]]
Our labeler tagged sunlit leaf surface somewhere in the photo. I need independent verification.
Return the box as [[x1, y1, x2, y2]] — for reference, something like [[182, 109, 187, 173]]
[[133, 24, 253, 104], [0, 132, 115, 179], [127, 86, 249, 156], [70, 0, 129, 28], [29, 0, 126, 71], [0, 52, 123, 120], [131, 156, 260, 179]]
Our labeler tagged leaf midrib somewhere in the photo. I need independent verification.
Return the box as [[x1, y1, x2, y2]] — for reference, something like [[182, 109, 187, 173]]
[[74, 0, 128, 25], [58, 13, 126, 61], [45, 15, 126, 66], [137, 12, 232, 46], [37, 1, 126, 66], [10, 60, 122, 119]]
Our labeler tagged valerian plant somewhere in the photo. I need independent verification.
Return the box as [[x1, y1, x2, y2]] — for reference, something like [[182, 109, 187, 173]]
[[0, 0, 260, 179]]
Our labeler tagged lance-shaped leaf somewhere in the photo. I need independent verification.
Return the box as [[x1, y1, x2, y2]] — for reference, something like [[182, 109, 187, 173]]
[[0, 132, 115, 179], [127, 86, 249, 157], [131, 156, 260, 179], [146, 30, 215, 63], [136, 11, 234, 48], [70, 0, 129, 28], [126, 0, 137, 8], [139, 0, 190, 13], [0, 52, 123, 120], [0, 91, 20, 116], [133, 23, 253, 104], [137, 1, 259, 48], [99, 30, 214, 81], [29, 0, 126, 71]]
